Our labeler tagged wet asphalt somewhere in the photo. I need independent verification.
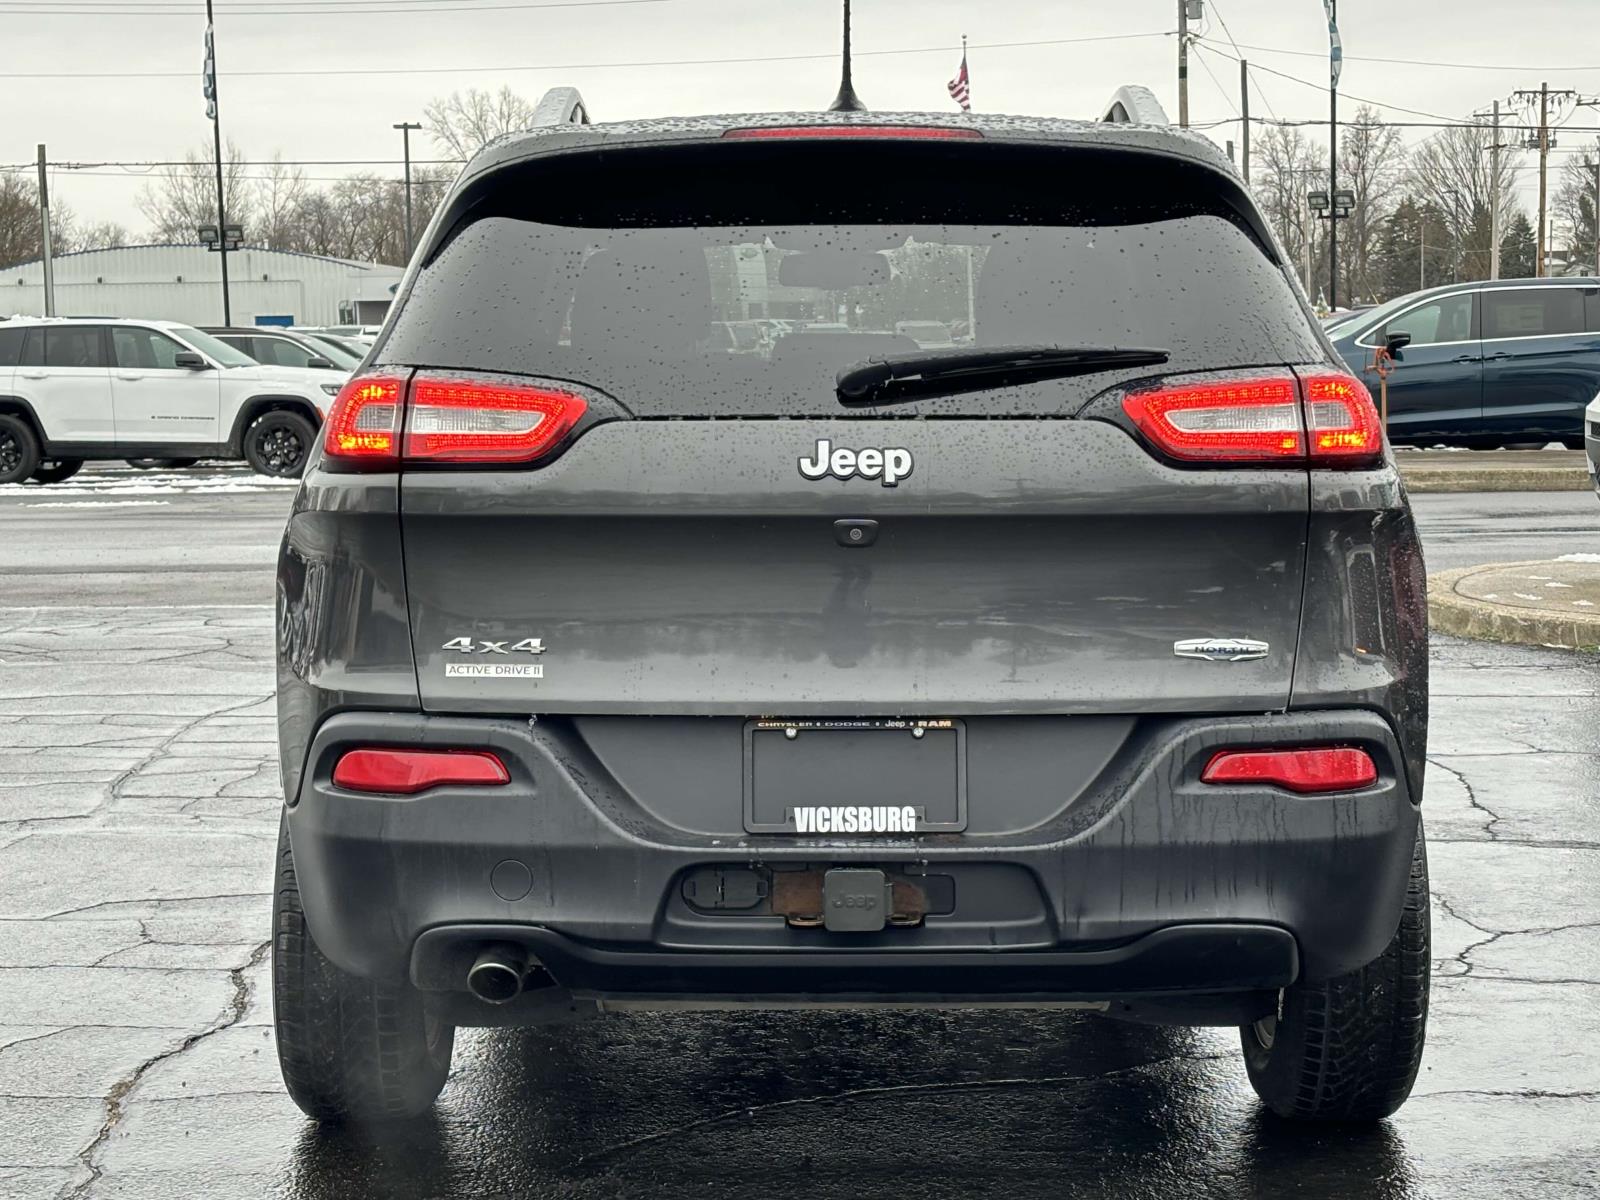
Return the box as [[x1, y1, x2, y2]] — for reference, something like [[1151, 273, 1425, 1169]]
[[0, 470, 1597, 1199]]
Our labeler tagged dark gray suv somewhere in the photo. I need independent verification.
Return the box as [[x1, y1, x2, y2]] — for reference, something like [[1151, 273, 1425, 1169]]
[[273, 112, 1430, 1125]]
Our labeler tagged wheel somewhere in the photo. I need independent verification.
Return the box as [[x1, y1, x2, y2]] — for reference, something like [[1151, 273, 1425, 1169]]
[[243, 410, 316, 478], [1241, 823, 1429, 1122], [29, 458, 84, 485], [1561, 437, 1586, 451], [0, 414, 42, 485], [272, 813, 453, 1122], [125, 458, 199, 470]]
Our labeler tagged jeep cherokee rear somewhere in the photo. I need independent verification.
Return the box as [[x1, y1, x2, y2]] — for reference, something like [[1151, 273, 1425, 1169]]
[[272, 112, 1430, 1124]]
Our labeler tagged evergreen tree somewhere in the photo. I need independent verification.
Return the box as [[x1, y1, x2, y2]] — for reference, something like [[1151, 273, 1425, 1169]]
[[1500, 212, 1538, 279]]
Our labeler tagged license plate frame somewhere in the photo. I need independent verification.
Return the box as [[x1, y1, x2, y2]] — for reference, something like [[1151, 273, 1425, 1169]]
[[742, 718, 967, 835]]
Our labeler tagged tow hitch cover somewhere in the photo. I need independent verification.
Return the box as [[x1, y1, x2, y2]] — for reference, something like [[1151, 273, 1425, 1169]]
[[822, 868, 891, 932]]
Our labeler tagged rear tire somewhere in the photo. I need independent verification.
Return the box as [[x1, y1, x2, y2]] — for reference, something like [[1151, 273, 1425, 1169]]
[[29, 458, 84, 485], [272, 814, 454, 1122], [0, 414, 42, 485], [243, 410, 315, 478], [1240, 823, 1429, 1122]]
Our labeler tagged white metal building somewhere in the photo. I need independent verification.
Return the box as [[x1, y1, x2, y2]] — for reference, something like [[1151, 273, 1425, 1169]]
[[2, 245, 406, 327]]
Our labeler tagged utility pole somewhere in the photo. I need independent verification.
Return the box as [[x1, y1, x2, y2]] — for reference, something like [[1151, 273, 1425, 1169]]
[[1593, 160, 1600, 278], [204, 0, 231, 323], [394, 121, 422, 259], [1240, 59, 1251, 184], [35, 145, 55, 317], [1537, 82, 1550, 277], [1511, 83, 1578, 278], [1489, 100, 1502, 279], [1420, 206, 1426, 291], [1327, 0, 1340, 309], [1177, 0, 1189, 128]]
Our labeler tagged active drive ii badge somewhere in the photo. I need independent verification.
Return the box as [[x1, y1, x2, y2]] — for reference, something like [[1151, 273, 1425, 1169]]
[[1174, 637, 1270, 662]]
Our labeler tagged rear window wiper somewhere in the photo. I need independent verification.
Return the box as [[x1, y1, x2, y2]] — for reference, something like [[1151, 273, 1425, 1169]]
[[835, 345, 1171, 408]]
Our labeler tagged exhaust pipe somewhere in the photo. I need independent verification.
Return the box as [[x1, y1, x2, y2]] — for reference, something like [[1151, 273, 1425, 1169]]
[[467, 943, 528, 1005]]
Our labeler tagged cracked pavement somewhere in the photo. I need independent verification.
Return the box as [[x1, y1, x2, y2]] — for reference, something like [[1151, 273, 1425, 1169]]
[[0, 481, 1597, 1199]]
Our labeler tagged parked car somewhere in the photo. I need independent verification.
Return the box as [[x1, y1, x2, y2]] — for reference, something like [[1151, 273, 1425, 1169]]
[[1586, 392, 1600, 498], [0, 317, 344, 483], [273, 109, 1429, 1126], [894, 319, 955, 349], [316, 324, 383, 339], [292, 328, 374, 359], [202, 326, 363, 372], [1328, 279, 1600, 447], [707, 319, 765, 355]]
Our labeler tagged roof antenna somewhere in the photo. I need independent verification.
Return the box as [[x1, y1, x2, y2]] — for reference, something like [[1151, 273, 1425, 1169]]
[[828, 0, 866, 112]]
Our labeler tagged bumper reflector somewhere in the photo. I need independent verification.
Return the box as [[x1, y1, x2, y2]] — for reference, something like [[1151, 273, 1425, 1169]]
[[1201, 747, 1377, 794], [332, 748, 509, 795]]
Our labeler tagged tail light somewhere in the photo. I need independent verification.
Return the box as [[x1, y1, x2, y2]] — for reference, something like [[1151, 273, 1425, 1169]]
[[1202, 747, 1378, 794], [1121, 372, 1382, 468], [323, 376, 403, 460], [332, 748, 509, 795], [324, 373, 587, 467], [1121, 379, 1303, 463], [1303, 374, 1383, 465]]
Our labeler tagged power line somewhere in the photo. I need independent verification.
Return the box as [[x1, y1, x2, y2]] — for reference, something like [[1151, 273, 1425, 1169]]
[[1193, 43, 1463, 125], [0, 0, 670, 13], [1193, 47, 1240, 118], [6, 0, 614, 5], [1215, 38, 1600, 75], [0, 29, 1173, 78]]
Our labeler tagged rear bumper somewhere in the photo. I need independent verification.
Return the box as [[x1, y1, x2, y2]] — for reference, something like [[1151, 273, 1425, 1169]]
[[284, 708, 1419, 1004]]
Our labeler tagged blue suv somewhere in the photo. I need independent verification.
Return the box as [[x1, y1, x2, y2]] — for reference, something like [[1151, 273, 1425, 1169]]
[[1327, 278, 1600, 448]]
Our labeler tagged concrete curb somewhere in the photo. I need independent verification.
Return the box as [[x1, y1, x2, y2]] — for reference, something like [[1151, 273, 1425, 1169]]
[[1400, 466, 1589, 493], [1429, 563, 1600, 651]]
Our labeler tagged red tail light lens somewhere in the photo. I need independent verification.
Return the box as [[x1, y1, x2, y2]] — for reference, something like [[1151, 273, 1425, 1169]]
[[1304, 373, 1383, 466], [722, 125, 983, 140], [332, 748, 509, 795], [1121, 378, 1304, 462], [324, 375, 403, 462], [323, 374, 587, 466], [404, 377, 587, 463], [1121, 372, 1383, 467], [1202, 747, 1378, 794]]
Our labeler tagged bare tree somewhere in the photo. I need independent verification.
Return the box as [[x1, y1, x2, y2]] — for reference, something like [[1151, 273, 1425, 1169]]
[[1252, 125, 1326, 298], [1407, 124, 1520, 282], [256, 154, 309, 252], [1338, 107, 1405, 303], [72, 220, 129, 252], [137, 141, 258, 244], [0, 173, 81, 267], [1554, 140, 1600, 273], [423, 86, 535, 161]]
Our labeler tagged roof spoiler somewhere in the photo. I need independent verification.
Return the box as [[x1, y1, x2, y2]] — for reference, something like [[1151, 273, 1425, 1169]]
[[1100, 86, 1170, 126], [532, 87, 591, 127]]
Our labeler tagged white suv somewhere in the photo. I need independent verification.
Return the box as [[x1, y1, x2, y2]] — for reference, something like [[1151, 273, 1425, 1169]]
[[0, 317, 347, 484]]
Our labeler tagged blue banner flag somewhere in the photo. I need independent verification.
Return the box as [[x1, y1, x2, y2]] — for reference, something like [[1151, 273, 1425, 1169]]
[[1324, 0, 1343, 87]]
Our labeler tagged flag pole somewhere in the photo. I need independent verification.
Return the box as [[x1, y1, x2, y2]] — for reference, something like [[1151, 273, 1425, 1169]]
[[205, 0, 231, 324]]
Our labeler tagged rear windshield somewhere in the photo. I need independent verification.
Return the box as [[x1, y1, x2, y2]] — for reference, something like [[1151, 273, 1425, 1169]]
[[381, 141, 1322, 416]]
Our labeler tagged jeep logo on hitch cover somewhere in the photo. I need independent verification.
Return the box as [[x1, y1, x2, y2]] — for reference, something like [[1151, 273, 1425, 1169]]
[[798, 438, 913, 487]]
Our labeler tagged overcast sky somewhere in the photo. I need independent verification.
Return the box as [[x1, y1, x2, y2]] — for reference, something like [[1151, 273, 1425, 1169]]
[[4, 0, 1599, 230]]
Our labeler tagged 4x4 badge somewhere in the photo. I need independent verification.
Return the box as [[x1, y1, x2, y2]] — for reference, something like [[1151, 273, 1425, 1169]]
[[1173, 637, 1269, 662], [442, 637, 547, 655]]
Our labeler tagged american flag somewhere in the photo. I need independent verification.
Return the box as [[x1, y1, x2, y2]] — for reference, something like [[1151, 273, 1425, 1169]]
[[947, 48, 970, 112]]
